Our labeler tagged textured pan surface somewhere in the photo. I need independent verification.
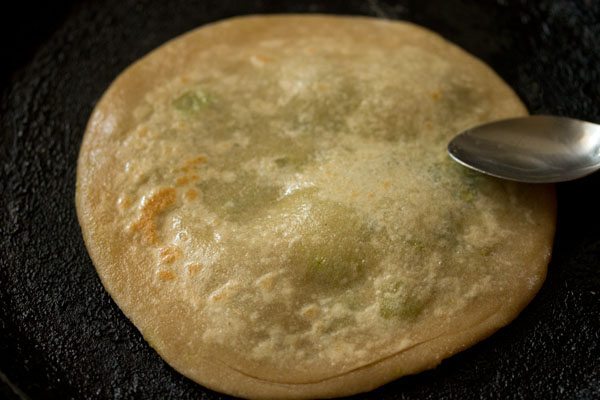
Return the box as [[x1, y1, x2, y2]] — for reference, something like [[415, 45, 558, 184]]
[[1, 1, 599, 399]]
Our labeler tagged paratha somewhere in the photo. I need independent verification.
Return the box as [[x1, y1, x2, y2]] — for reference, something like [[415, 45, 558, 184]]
[[76, 15, 556, 399]]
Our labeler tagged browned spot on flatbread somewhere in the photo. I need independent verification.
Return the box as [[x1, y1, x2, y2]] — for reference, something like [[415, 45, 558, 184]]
[[185, 188, 199, 201], [131, 188, 177, 244], [176, 176, 191, 186], [181, 155, 207, 172], [176, 174, 199, 186], [187, 263, 203, 275], [160, 245, 181, 264], [255, 54, 272, 63], [158, 270, 176, 281]]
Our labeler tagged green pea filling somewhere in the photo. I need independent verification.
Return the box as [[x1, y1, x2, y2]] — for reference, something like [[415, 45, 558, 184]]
[[198, 171, 279, 222], [173, 89, 211, 113], [286, 198, 378, 290], [378, 281, 426, 320]]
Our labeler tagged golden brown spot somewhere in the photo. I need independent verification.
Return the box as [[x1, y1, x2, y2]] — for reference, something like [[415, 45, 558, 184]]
[[368, 192, 375, 199], [176, 176, 191, 186], [176, 174, 199, 187], [431, 91, 442, 101], [382, 180, 392, 190], [187, 263, 203, 275], [185, 188, 199, 201], [425, 121, 433, 129], [255, 54, 272, 63], [130, 188, 177, 244], [159, 245, 181, 264], [180, 155, 208, 172], [158, 270, 176, 281], [175, 176, 189, 186]]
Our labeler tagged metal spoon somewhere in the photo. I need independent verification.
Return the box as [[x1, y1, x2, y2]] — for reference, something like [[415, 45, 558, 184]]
[[447, 115, 600, 183]]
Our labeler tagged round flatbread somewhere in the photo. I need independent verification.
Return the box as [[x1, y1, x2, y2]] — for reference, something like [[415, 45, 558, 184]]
[[76, 15, 556, 399]]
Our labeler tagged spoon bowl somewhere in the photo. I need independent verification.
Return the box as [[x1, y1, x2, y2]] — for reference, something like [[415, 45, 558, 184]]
[[448, 116, 600, 183]]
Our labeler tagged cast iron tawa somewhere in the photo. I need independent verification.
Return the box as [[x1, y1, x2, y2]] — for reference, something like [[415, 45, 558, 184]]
[[1, 1, 599, 399]]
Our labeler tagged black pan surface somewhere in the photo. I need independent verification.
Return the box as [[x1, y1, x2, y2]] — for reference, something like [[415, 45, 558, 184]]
[[1, 1, 599, 399]]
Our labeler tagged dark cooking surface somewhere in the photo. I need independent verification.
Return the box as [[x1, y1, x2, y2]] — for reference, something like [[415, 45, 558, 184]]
[[1, 1, 599, 399]]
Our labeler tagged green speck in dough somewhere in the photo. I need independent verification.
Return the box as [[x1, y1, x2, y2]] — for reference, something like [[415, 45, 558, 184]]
[[479, 245, 494, 257], [459, 187, 476, 202], [274, 157, 289, 168], [173, 89, 211, 113], [198, 171, 279, 222], [456, 164, 486, 203], [287, 198, 379, 290], [378, 281, 426, 320]]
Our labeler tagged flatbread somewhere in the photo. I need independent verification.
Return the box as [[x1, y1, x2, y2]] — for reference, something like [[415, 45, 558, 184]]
[[76, 15, 556, 399]]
